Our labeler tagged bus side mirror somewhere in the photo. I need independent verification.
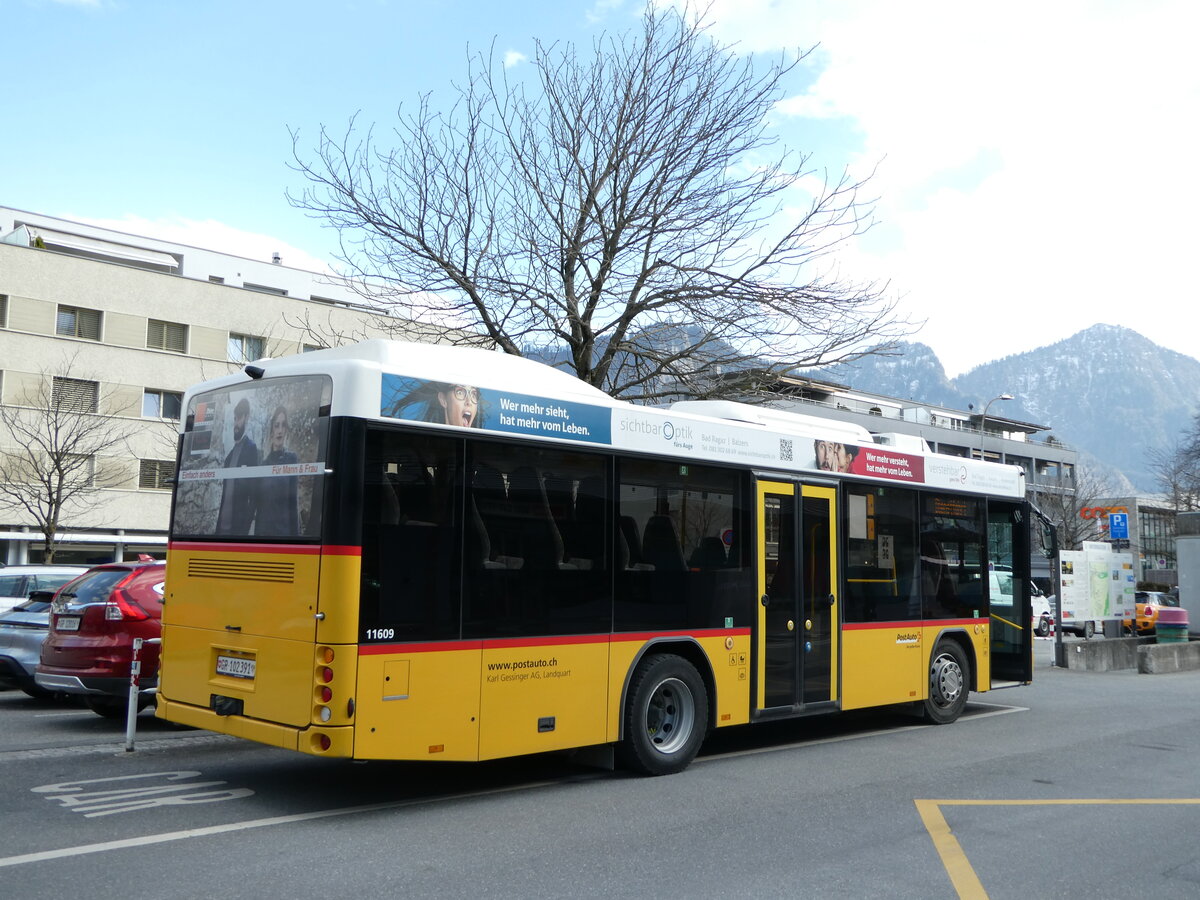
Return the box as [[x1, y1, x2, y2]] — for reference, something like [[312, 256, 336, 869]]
[[1038, 518, 1057, 558]]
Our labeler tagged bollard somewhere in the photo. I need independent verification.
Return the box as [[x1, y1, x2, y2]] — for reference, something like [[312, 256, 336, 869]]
[[124, 637, 162, 752]]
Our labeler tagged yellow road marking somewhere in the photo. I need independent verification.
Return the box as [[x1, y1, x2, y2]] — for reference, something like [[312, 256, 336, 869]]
[[916, 798, 1200, 899]]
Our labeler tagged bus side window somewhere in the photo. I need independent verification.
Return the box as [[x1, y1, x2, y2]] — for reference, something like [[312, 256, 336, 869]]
[[361, 429, 462, 641], [464, 441, 610, 638]]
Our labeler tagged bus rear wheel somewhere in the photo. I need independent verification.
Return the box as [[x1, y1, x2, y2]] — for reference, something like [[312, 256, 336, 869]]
[[923, 640, 969, 725], [617, 653, 708, 776]]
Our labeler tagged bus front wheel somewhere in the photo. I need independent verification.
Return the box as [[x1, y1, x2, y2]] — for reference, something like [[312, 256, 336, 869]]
[[924, 640, 969, 725], [617, 654, 708, 776]]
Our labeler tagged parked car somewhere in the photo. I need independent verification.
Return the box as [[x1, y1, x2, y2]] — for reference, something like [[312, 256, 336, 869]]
[[34, 558, 165, 717], [0, 590, 63, 698], [0, 565, 88, 614], [1059, 613, 1097, 639], [1124, 590, 1180, 635]]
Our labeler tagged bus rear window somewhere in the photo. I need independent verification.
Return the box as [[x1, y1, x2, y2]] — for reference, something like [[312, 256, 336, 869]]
[[173, 375, 331, 540]]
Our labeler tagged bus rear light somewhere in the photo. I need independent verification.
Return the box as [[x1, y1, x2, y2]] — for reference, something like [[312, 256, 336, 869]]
[[319, 646, 335, 663], [313, 733, 331, 752], [320, 667, 334, 683], [317, 706, 332, 723], [319, 686, 333, 703]]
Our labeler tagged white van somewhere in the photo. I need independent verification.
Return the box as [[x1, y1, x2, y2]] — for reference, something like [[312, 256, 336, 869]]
[[990, 567, 1054, 637]]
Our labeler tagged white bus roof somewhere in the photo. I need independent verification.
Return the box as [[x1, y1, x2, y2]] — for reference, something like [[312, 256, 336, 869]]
[[186, 340, 1026, 499]]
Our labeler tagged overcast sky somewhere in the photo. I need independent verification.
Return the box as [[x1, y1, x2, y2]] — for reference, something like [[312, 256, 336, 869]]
[[5, 0, 1197, 377]]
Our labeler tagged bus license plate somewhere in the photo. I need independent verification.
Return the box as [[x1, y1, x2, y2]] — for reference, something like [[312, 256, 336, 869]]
[[216, 655, 256, 679], [56, 616, 81, 632]]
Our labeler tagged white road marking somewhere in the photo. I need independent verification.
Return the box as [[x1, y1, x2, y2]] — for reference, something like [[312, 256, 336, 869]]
[[0, 779, 560, 869]]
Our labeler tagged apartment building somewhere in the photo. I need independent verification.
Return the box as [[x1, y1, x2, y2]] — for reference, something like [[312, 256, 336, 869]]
[[0, 207, 455, 564]]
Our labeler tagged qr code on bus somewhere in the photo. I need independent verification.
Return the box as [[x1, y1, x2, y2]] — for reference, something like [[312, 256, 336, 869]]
[[780, 438, 793, 462]]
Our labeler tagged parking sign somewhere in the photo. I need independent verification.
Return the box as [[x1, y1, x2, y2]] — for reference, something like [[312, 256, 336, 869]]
[[1108, 512, 1129, 540]]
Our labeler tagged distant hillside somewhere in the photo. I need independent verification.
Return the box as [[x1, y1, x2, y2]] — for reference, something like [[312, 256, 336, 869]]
[[814, 325, 1200, 492]]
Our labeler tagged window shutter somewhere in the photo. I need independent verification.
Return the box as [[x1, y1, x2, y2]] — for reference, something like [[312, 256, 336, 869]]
[[52, 377, 99, 413], [139, 459, 177, 490]]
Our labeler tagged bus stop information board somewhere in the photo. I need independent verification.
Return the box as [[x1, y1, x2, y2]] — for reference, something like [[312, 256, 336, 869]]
[[1058, 541, 1136, 623]]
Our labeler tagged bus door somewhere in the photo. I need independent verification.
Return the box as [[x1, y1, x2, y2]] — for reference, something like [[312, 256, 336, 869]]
[[987, 500, 1034, 683], [755, 480, 838, 714]]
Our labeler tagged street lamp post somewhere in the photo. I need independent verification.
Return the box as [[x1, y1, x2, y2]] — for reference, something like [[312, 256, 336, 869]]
[[979, 393, 1013, 458]]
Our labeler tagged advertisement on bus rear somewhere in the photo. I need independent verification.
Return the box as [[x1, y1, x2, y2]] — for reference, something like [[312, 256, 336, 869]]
[[174, 375, 331, 539]]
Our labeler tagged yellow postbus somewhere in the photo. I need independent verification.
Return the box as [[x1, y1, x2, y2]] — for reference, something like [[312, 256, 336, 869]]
[[158, 340, 1049, 775]]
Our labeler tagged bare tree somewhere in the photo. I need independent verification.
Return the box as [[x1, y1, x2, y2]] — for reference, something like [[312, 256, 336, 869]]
[[289, 3, 911, 401], [1034, 461, 1120, 551], [1148, 421, 1200, 511], [0, 359, 134, 562]]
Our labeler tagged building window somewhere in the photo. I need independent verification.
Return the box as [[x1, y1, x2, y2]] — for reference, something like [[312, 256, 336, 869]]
[[209, 275, 225, 284], [52, 377, 99, 413], [1037, 460, 1060, 479], [0, 294, 8, 328], [139, 459, 176, 490], [228, 333, 265, 364], [302, 344, 325, 353], [243, 283, 288, 296], [147, 319, 188, 353], [55, 305, 102, 341], [143, 389, 183, 420]]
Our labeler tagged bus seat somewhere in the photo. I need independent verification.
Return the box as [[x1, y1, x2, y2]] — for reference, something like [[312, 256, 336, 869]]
[[566, 476, 606, 569], [379, 473, 402, 525], [543, 473, 574, 525], [641, 515, 686, 571], [472, 463, 513, 560], [465, 494, 505, 570], [508, 465, 566, 570], [618, 515, 644, 569], [688, 536, 727, 570]]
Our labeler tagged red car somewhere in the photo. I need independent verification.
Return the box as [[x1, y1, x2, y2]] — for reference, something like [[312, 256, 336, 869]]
[[35, 558, 165, 718]]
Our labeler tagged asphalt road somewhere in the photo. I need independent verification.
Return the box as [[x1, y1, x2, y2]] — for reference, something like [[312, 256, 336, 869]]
[[3, 635, 1199, 900]]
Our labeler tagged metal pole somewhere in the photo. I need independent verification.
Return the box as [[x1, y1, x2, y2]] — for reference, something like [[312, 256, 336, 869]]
[[978, 393, 1013, 458], [124, 637, 161, 752]]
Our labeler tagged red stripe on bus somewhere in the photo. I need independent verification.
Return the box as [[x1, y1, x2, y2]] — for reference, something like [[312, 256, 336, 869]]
[[842, 619, 987, 631], [358, 627, 750, 656]]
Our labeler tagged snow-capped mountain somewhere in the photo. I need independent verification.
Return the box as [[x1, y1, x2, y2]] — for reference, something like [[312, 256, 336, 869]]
[[814, 324, 1200, 492]]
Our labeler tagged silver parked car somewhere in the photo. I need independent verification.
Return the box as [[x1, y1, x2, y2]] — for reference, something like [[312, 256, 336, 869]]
[[0, 589, 65, 698]]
